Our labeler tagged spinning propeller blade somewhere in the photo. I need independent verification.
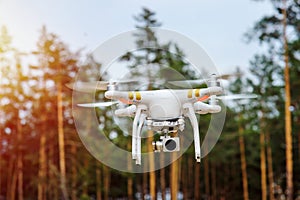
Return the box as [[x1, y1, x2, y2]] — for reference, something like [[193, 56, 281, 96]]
[[66, 81, 108, 92], [217, 72, 243, 80], [168, 79, 207, 87], [66, 79, 139, 92], [216, 94, 258, 100], [77, 101, 118, 107], [168, 72, 243, 88]]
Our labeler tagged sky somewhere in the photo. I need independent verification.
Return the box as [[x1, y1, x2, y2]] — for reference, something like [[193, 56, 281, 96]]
[[0, 0, 274, 75]]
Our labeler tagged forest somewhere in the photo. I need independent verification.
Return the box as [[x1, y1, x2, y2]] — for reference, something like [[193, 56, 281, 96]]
[[0, 1, 300, 200]]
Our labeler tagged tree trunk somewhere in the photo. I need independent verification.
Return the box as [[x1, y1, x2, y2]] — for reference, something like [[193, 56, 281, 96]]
[[239, 124, 249, 200], [103, 165, 110, 200], [82, 157, 89, 196], [178, 157, 182, 197], [147, 131, 156, 200], [127, 175, 133, 200], [57, 81, 68, 200], [260, 131, 267, 200], [6, 156, 15, 200], [223, 165, 230, 199], [211, 164, 217, 200], [282, 1, 293, 199], [11, 166, 17, 200], [160, 154, 166, 200], [188, 156, 193, 199], [71, 144, 77, 200], [127, 143, 133, 200], [38, 135, 47, 200], [204, 157, 210, 198], [142, 172, 147, 200], [96, 163, 102, 200], [266, 131, 275, 200], [194, 162, 200, 200], [17, 118, 23, 200], [170, 152, 179, 200], [181, 157, 187, 200], [38, 116, 47, 200], [48, 130, 58, 200]]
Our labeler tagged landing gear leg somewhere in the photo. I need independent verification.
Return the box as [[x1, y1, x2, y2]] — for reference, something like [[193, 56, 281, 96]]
[[132, 105, 147, 165], [136, 113, 147, 165], [184, 103, 201, 162]]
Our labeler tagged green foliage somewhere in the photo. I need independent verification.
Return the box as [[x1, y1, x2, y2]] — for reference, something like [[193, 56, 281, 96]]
[[119, 7, 197, 86]]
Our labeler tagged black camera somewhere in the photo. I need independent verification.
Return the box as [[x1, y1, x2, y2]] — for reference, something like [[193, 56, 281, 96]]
[[152, 136, 180, 152]]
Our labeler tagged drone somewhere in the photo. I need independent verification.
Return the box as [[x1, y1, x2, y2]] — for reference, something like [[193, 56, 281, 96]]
[[68, 74, 256, 165]]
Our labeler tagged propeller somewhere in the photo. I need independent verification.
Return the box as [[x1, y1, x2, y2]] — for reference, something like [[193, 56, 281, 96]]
[[215, 94, 258, 100], [66, 79, 139, 92], [77, 101, 119, 107], [168, 72, 242, 88], [66, 81, 108, 92], [168, 79, 207, 88]]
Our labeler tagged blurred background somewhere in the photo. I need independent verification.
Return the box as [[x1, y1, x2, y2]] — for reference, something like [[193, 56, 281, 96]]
[[0, 0, 299, 199]]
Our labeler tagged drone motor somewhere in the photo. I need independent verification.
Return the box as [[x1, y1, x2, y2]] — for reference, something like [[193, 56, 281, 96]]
[[107, 82, 117, 91]]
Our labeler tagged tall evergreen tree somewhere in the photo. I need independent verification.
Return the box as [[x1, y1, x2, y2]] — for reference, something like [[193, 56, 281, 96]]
[[36, 26, 80, 199], [228, 68, 250, 200], [247, 0, 300, 198], [119, 7, 198, 200]]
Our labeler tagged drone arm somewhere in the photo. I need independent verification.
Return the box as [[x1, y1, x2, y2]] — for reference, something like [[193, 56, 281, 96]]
[[115, 105, 137, 117], [200, 86, 223, 96], [194, 101, 221, 114], [183, 103, 201, 162]]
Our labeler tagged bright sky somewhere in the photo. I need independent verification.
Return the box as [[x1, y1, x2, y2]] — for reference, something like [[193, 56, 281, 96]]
[[0, 0, 274, 74]]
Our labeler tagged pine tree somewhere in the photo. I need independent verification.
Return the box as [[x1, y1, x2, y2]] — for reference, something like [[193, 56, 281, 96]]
[[247, 0, 300, 198], [36, 26, 80, 199], [119, 7, 199, 199]]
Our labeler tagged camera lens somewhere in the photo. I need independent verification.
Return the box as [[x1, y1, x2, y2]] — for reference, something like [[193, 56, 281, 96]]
[[165, 139, 177, 151]]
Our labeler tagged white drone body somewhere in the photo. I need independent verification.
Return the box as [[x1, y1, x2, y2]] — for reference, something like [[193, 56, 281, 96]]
[[71, 74, 256, 165]]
